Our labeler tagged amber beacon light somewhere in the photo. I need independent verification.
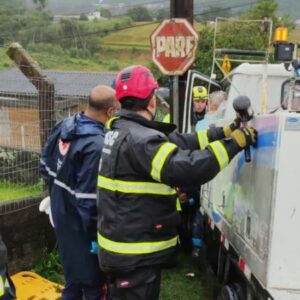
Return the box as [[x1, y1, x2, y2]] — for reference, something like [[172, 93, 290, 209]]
[[274, 27, 289, 43], [273, 27, 294, 62]]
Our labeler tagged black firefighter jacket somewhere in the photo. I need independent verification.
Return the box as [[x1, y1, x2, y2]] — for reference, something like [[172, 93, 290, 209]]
[[97, 109, 242, 274], [0, 235, 15, 299]]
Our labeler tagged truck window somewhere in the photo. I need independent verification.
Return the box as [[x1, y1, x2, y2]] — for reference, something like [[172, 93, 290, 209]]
[[281, 80, 300, 111]]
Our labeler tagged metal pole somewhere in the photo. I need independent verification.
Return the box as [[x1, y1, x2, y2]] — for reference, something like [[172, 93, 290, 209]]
[[170, 0, 194, 131], [173, 76, 179, 126]]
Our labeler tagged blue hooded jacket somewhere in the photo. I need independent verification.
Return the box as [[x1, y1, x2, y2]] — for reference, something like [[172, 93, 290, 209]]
[[40, 113, 106, 286], [40, 112, 105, 235]]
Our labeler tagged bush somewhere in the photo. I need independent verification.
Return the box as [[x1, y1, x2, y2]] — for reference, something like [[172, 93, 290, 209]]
[[108, 60, 121, 71], [0, 147, 40, 184]]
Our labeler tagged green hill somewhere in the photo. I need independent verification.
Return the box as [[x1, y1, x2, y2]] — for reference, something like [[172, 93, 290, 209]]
[[45, 0, 299, 19]]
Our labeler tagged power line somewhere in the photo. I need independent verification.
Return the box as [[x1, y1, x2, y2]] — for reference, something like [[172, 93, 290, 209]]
[[194, 1, 258, 17]]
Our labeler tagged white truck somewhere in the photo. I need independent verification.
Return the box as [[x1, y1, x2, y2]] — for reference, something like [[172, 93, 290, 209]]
[[181, 20, 300, 300]]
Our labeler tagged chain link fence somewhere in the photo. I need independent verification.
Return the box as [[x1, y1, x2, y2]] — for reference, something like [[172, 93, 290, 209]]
[[0, 61, 116, 203]]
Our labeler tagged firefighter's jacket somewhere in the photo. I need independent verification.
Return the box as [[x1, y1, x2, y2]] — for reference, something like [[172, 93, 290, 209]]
[[40, 113, 106, 286], [97, 109, 242, 273], [0, 235, 15, 299]]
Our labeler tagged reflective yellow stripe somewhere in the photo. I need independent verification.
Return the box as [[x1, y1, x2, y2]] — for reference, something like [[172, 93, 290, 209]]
[[209, 141, 229, 170], [0, 276, 4, 297], [176, 198, 182, 211], [163, 113, 170, 123], [106, 116, 119, 130], [197, 130, 209, 150], [98, 176, 176, 195], [151, 142, 177, 182], [98, 233, 177, 254]]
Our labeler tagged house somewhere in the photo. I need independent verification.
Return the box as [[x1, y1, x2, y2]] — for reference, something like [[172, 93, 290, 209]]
[[0, 69, 117, 152]]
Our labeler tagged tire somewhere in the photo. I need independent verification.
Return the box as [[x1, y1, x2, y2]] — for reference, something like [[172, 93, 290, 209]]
[[217, 283, 246, 300]]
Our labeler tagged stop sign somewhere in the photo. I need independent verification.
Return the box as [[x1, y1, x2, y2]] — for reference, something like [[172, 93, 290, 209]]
[[151, 18, 199, 76]]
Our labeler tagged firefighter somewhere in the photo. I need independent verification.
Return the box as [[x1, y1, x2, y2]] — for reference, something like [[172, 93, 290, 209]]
[[192, 85, 208, 125], [40, 85, 119, 300], [0, 235, 15, 300], [97, 65, 257, 300]]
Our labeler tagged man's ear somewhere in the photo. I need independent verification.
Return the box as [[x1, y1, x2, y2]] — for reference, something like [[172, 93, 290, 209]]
[[148, 95, 157, 110], [106, 107, 114, 119]]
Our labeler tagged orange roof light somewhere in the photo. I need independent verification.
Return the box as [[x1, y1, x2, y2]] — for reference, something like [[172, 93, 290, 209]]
[[274, 27, 288, 43]]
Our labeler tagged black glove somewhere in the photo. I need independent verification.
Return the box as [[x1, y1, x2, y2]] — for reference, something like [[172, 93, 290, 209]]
[[231, 127, 257, 149], [223, 118, 242, 137]]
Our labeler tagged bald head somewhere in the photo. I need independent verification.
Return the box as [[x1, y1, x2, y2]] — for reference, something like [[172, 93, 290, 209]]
[[88, 85, 116, 112]]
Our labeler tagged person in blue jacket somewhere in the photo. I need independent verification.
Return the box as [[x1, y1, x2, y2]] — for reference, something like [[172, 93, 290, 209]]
[[40, 85, 118, 300]]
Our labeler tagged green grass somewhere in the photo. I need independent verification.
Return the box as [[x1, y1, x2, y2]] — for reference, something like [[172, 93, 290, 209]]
[[289, 27, 300, 43], [160, 253, 214, 300], [101, 22, 158, 49], [33, 251, 214, 299], [0, 182, 42, 201], [101, 22, 203, 50], [0, 48, 15, 70]]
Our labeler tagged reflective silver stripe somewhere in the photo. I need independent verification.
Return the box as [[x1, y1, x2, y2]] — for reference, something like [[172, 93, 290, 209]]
[[54, 179, 97, 199], [151, 142, 177, 182], [102, 148, 111, 154], [209, 141, 229, 170], [197, 130, 209, 150], [98, 233, 177, 254], [40, 158, 57, 177], [98, 176, 176, 195], [75, 192, 97, 199]]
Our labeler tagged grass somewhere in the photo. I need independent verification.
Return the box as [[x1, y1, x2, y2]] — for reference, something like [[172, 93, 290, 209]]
[[0, 182, 42, 202], [289, 27, 300, 43], [101, 21, 203, 50], [160, 253, 214, 300], [0, 48, 15, 70], [32, 250, 214, 300]]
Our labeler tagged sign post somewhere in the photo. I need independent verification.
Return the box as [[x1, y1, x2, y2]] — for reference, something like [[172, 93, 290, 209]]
[[151, 18, 198, 127]]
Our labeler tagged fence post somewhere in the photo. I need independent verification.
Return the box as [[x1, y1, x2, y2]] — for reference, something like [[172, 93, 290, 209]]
[[6, 43, 55, 149]]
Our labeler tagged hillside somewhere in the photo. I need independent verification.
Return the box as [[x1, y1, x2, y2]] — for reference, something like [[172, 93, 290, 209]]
[[45, 0, 299, 19]]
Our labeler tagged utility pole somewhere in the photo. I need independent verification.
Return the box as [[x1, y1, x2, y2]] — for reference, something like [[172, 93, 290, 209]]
[[170, 0, 194, 132]]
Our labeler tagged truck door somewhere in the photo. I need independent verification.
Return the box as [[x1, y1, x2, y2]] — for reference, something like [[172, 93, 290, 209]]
[[182, 69, 223, 134]]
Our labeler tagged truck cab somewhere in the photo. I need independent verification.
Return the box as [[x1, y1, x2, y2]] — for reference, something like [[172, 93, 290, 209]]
[[182, 46, 300, 299]]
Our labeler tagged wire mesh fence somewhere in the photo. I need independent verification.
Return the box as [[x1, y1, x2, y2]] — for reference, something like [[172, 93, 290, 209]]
[[0, 59, 117, 203]]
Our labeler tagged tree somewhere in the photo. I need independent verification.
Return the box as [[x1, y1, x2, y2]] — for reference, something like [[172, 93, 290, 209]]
[[127, 6, 152, 22], [80, 13, 88, 21], [152, 8, 169, 22], [193, 0, 292, 79], [194, 27, 215, 76], [32, 0, 47, 11], [244, 0, 294, 29], [98, 7, 112, 19], [246, 0, 278, 20]]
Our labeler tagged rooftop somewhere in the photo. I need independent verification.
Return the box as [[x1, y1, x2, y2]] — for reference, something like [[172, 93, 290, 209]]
[[0, 69, 117, 97]]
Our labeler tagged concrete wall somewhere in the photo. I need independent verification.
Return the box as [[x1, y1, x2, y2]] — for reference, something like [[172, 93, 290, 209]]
[[0, 197, 56, 274]]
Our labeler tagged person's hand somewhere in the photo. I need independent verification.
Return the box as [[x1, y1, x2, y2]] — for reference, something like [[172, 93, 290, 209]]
[[223, 118, 241, 137], [231, 127, 257, 149]]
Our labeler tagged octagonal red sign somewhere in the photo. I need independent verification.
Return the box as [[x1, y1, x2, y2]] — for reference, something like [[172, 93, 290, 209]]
[[150, 18, 199, 76]]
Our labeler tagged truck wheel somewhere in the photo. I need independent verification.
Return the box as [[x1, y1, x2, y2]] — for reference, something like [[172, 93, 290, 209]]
[[217, 283, 246, 300]]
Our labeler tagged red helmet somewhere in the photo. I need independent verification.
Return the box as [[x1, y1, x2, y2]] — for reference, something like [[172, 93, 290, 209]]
[[115, 65, 159, 101]]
